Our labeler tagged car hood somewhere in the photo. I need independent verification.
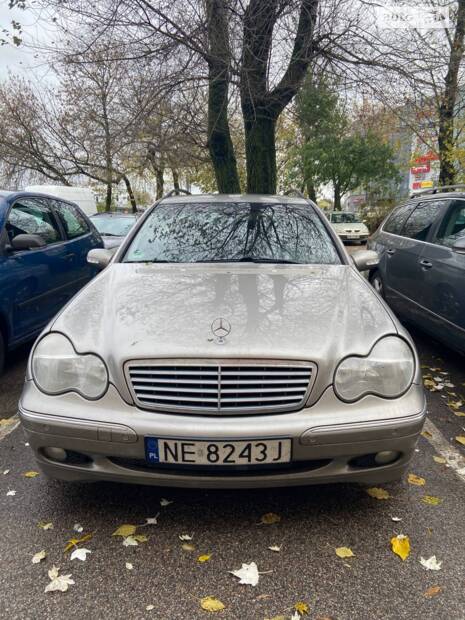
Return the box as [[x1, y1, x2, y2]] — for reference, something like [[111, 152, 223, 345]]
[[52, 263, 397, 401], [332, 222, 369, 233]]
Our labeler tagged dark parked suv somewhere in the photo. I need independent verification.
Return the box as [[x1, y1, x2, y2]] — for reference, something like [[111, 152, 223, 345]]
[[367, 187, 465, 355]]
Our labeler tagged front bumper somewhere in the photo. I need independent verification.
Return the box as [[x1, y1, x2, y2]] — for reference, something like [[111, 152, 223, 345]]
[[19, 381, 426, 489]]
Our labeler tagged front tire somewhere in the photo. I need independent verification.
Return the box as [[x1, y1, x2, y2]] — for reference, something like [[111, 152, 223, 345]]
[[370, 270, 385, 298]]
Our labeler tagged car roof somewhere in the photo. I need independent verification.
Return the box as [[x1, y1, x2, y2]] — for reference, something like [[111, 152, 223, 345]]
[[160, 193, 309, 205], [91, 212, 137, 217], [0, 189, 79, 204], [412, 191, 465, 201]]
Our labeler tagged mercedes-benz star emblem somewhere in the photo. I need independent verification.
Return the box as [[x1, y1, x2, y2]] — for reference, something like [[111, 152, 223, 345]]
[[211, 317, 231, 344]]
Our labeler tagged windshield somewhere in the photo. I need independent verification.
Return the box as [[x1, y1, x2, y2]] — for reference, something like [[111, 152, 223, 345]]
[[123, 201, 340, 265], [331, 213, 360, 224], [91, 215, 136, 237]]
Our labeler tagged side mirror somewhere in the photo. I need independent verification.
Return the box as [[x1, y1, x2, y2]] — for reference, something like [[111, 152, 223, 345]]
[[87, 248, 114, 270], [351, 249, 379, 272], [10, 234, 46, 251], [452, 237, 465, 254]]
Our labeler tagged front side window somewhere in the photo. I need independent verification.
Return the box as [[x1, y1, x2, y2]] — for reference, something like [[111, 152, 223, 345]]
[[402, 200, 445, 241], [123, 202, 341, 265], [383, 203, 415, 235], [54, 200, 89, 239], [434, 200, 465, 248], [6, 198, 62, 245], [91, 215, 136, 237]]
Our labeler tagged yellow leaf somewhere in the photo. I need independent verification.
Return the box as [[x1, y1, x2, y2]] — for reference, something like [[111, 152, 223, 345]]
[[133, 534, 148, 543], [366, 487, 390, 500], [38, 521, 53, 530], [0, 418, 16, 426], [260, 512, 281, 524], [390, 534, 410, 561], [112, 524, 137, 538], [200, 596, 225, 612], [197, 554, 212, 563], [23, 471, 39, 478], [455, 436, 465, 446], [447, 400, 463, 411], [335, 547, 354, 558], [433, 456, 446, 464], [423, 585, 441, 598], [408, 473, 426, 486], [454, 411, 465, 417], [64, 532, 93, 553], [421, 430, 432, 439], [294, 601, 310, 615], [182, 543, 196, 552], [423, 379, 437, 391], [421, 495, 442, 506]]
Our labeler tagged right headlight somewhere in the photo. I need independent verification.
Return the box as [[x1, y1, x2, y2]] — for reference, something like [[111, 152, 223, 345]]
[[32, 332, 108, 399], [334, 336, 415, 402]]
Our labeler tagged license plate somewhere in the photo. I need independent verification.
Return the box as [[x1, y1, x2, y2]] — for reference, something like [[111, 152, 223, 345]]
[[347, 235, 358, 239], [145, 438, 291, 466]]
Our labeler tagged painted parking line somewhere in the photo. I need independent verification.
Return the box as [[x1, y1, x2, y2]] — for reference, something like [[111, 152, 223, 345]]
[[423, 417, 465, 482], [0, 414, 19, 441]]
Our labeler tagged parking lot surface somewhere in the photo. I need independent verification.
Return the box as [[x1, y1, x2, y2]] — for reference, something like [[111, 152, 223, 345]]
[[0, 328, 464, 620]]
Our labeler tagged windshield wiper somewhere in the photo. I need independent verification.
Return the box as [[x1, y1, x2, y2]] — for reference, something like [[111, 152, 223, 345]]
[[195, 257, 300, 264]]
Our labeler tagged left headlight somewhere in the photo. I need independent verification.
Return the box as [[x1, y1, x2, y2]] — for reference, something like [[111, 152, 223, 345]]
[[32, 332, 108, 399], [334, 336, 415, 402]]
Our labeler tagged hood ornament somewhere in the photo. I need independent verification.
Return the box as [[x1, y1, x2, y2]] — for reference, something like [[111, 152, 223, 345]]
[[211, 317, 231, 344]]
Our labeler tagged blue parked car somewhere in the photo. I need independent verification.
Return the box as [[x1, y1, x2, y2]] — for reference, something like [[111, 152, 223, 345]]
[[0, 191, 103, 372]]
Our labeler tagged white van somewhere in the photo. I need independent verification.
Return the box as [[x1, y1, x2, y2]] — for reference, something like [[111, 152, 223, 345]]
[[25, 185, 97, 217]]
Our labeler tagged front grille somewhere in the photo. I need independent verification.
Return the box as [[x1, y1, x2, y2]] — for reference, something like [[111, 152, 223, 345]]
[[125, 360, 316, 415]]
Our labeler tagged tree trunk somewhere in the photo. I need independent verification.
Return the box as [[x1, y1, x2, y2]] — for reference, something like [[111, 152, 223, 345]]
[[306, 181, 317, 202], [172, 168, 180, 192], [123, 175, 137, 213], [438, 0, 465, 186], [155, 166, 164, 199], [333, 184, 341, 210], [105, 183, 112, 212], [243, 109, 277, 194], [206, 0, 241, 194]]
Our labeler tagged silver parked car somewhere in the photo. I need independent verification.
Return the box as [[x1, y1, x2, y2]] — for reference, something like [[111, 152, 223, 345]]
[[326, 211, 369, 243], [367, 187, 465, 355], [19, 194, 426, 489]]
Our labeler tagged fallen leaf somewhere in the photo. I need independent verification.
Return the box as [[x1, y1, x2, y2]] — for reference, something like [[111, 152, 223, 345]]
[[73, 524, 83, 533], [447, 400, 463, 410], [122, 536, 139, 547], [32, 550, 47, 564], [421, 430, 432, 439], [126, 562, 134, 570], [182, 543, 196, 552], [291, 613, 300, 620], [408, 473, 426, 486], [23, 471, 39, 478], [200, 596, 225, 612], [230, 562, 259, 586], [3, 469, 10, 475], [70, 548, 91, 562], [366, 487, 390, 500], [132, 534, 148, 543], [145, 515, 159, 525], [294, 601, 310, 615], [179, 534, 193, 541], [391, 516, 402, 522], [268, 545, 281, 552], [423, 585, 441, 598], [420, 555, 442, 571], [45, 566, 75, 593], [255, 594, 272, 600], [38, 521, 53, 530], [64, 533, 92, 553], [390, 534, 410, 561], [433, 456, 446, 464], [421, 495, 442, 506], [6, 490, 16, 496], [260, 512, 281, 524], [455, 436, 465, 446], [335, 547, 354, 558], [198, 554, 212, 563], [146, 604, 155, 611], [0, 418, 15, 426], [160, 498, 173, 507], [264, 616, 286, 620], [423, 379, 437, 391], [112, 524, 137, 538]]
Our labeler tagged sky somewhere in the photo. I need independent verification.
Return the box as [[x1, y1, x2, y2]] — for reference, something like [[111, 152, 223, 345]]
[[0, 2, 57, 80]]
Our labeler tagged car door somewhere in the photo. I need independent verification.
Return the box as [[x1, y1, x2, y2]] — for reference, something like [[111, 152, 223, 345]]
[[50, 199, 102, 295], [417, 199, 465, 352], [3, 197, 72, 343]]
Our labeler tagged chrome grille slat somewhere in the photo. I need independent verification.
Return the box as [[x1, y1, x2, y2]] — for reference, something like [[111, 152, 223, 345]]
[[126, 360, 316, 415]]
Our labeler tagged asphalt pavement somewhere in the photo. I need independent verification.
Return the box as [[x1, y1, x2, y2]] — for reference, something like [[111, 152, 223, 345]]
[[1, 299, 464, 619]]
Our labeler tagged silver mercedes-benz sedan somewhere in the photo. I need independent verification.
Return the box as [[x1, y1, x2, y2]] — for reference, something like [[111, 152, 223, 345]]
[[19, 194, 426, 489]]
